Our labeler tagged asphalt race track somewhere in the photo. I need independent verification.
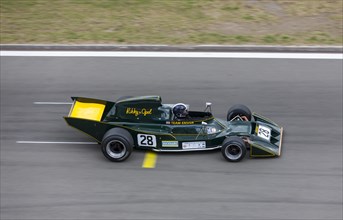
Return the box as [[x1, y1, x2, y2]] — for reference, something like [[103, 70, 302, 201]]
[[1, 54, 342, 219]]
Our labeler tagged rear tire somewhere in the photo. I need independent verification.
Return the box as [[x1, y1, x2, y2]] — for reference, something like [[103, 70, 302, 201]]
[[221, 137, 247, 162], [227, 104, 252, 121], [101, 128, 133, 162]]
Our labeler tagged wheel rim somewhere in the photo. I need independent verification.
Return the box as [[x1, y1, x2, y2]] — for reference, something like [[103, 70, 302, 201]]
[[106, 140, 126, 159], [225, 144, 242, 160]]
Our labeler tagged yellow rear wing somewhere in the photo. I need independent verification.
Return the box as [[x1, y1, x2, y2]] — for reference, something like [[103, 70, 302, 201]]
[[68, 97, 111, 121]]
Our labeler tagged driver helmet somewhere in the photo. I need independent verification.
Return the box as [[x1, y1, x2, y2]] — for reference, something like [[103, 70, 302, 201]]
[[173, 103, 188, 118]]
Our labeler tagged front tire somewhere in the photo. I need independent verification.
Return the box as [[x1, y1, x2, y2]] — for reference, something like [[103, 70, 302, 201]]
[[221, 137, 247, 162], [227, 104, 252, 121]]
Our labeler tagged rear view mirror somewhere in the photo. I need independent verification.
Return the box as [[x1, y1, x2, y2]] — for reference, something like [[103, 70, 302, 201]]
[[204, 102, 212, 112]]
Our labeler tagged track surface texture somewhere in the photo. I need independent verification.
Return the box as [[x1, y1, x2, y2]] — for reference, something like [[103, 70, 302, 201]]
[[1, 55, 342, 219]]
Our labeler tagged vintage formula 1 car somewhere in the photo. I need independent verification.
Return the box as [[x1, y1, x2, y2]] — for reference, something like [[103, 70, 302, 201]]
[[64, 95, 283, 162]]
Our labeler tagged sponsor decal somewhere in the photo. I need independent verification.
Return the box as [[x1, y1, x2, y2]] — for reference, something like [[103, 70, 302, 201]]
[[126, 108, 152, 116], [206, 127, 217, 134], [170, 121, 194, 125], [162, 141, 179, 147], [182, 141, 206, 149]]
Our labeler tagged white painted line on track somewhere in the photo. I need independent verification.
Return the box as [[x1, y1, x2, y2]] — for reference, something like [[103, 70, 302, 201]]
[[1, 51, 342, 59], [34, 102, 72, 105], [16, 141, 97, 144]]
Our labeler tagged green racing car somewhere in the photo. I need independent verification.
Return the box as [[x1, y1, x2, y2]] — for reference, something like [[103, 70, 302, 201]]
[[64, 95, 283, 162]]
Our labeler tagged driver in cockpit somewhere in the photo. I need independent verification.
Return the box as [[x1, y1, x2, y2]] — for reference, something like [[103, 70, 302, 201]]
[[172, 103, 189, 120]]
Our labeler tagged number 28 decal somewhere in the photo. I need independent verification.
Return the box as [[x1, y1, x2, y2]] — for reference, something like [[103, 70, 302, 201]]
[[257, 125, 271, 141], [137, 134, 156, 147]]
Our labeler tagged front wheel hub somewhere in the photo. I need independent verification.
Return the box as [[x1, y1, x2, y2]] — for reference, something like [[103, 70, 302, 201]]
[[225, 144, 242, 160]]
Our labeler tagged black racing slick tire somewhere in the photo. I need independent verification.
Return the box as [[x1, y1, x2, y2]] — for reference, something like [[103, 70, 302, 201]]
[[227, 104, 252, 121], [221, 137, 247, 162], [101, 128, 133, 162]]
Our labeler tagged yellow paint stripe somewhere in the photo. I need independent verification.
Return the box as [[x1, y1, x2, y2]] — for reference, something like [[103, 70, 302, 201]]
[[142, 151, 157, 168]]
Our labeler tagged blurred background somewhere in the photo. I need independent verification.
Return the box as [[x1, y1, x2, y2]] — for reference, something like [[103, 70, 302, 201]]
[[1, 0, 342, 45]]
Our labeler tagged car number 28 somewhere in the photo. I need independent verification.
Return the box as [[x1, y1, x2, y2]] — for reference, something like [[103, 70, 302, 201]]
[[137, 134, 156, 147]]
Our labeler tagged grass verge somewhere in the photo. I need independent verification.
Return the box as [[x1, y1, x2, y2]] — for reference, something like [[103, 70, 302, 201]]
[[1, 0, 342, 45]]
